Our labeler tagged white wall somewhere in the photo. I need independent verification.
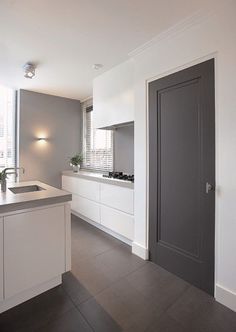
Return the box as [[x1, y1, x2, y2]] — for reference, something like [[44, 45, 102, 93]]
[[131, 1, 236, 311]]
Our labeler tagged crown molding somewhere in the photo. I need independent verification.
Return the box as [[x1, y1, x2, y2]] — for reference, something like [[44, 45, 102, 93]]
[[128, 8, 215, 58], [80, 95, 93, 103]]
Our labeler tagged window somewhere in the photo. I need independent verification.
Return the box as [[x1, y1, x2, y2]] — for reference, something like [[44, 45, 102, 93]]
[[0, 86, 16, 169], [83, 104, 113, 172]]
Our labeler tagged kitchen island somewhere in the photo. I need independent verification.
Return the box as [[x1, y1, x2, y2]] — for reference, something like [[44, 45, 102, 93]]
[[0, 181, 72, 313]]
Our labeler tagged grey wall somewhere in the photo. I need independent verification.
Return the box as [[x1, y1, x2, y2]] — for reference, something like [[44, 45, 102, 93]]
[[114, 124, 134, 174], [19, 90, 81, 188]]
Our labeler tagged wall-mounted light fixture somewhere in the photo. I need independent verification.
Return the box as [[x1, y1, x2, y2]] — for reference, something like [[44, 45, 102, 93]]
[[23, 62, 36, 79]]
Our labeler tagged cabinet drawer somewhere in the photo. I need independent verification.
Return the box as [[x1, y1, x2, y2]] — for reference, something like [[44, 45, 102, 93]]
[[100, 183, 134, 214], [62, 175, 78, 194], [72, 194, 100, 224], [4, 206, 65, 299], [101, 205, 134, 240], [62, 176, 100, 202]]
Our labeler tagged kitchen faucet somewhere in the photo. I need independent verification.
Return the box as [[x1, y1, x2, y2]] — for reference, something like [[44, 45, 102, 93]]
[[1, 167, 25, 192]]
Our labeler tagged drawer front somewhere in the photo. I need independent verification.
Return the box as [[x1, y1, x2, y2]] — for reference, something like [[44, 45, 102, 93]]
[[62, 176, 100, 202], [72, 194, 100, 223], [100, 183, 134, 214], [62, 175, 78, 194], [101, 205, 134, 240]]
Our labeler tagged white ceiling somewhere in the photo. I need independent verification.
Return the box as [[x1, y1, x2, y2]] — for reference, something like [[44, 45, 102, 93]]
[[0, 0, 218, 100]]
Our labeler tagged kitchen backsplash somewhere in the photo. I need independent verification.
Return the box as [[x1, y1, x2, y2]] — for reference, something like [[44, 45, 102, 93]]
[[114, 123, 134, 174]]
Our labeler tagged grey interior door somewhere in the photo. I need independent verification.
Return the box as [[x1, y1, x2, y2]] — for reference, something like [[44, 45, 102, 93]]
[[149, 59, 215, 295]]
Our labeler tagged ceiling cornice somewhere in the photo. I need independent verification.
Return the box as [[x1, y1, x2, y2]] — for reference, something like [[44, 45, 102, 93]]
[[128, 8, 215, 58]]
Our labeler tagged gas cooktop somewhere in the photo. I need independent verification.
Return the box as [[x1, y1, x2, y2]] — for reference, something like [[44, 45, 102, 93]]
[[103, 172, 134, 183]]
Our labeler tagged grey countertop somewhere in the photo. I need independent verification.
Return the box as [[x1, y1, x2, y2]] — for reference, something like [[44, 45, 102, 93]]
[[62, 170, 134, 189], [0, 180, 72, 214]]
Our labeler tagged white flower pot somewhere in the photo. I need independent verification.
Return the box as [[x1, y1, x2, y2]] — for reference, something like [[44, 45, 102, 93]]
[[72, 164, 80, 172]]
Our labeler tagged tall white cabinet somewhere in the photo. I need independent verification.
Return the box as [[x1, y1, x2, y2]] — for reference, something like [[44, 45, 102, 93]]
[[93, 59, 134, 129]]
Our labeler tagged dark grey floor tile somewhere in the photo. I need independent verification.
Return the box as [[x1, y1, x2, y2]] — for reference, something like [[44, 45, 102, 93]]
[[72, 256, 114, 295], [93, 243, 147, 282], [126, 262, 189, 311], [191, 303, 236, 332], [72, 215, 121, 247], [167, 286, 236, 332], [0, 286, 74, 332], [78, 297, 122, 332], [35, 307, 93, 332], [125, 261, 173, 290], [167, 285, 214, 324], [93, 277, 163, 331], [62, 272, 92, 305], [144, 313, 187, 332], [71, 215, 124, 263]]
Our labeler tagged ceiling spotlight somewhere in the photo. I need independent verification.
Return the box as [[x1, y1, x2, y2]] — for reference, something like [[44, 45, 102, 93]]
[[92, 64, 103, 70], [23, 63, 36, 79]]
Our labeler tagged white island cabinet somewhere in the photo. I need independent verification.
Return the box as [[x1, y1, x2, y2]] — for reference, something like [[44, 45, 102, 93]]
[[4, 206, 65, 299], [0, 181, 71, 313], [62, 172, 134, 243]]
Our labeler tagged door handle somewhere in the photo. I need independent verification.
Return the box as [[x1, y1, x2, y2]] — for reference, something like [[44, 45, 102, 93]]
[[206, 182, 215, 194]]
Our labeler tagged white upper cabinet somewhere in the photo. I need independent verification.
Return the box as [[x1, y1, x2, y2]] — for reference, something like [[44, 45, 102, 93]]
[[93, 59, 134, 129]]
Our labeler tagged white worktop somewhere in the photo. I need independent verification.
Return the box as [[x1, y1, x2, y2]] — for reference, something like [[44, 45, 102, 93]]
[[0, 180, 72, 214], [62, 170, 134, 189]]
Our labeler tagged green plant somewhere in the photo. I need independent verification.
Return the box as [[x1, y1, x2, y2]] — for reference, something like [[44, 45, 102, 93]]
[[0, 171, 7, 182], [70, 153, 83, 166]]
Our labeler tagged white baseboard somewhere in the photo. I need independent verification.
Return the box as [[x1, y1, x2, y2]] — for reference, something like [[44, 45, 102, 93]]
[[0, 276, 62, 313], [215, 284, 236, 312], [132, 242, 149, 260], [72, 211, 132, 246]]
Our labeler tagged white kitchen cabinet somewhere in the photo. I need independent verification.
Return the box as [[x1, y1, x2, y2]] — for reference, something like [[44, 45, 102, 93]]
[[0, 218, 3, 301], [93, 59, 134, 129], [72, 194, 100, 223], [101, 205, 134, 240], [62, 175, 78, 194], [62, 174, 134, 242], [62, 175, 100, 202], [100, 183, 134, 214], [4, 206, 65, 299]]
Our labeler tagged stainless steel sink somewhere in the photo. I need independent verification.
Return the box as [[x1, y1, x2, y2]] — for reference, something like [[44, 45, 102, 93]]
[[9, 185, 45, 194]]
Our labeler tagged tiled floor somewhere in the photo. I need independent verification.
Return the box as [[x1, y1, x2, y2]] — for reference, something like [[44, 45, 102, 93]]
[[0, 214, 236, 331]]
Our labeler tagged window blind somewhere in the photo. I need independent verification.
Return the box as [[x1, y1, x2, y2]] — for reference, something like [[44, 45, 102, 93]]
[[83, 105, 113, 172], [0, 86, 16, 169]]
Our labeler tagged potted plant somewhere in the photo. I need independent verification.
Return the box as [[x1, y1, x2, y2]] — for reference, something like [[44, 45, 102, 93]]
[[70, 153, 83, 172], [0, 171, 7, 192]]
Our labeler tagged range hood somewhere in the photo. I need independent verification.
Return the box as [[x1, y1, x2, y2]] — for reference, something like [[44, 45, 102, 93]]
[[98, 121, 134, 130]]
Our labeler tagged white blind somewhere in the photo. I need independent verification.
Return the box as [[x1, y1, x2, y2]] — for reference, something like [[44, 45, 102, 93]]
[[0, 86, 16, 169], [83, 106, 113, 172]]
